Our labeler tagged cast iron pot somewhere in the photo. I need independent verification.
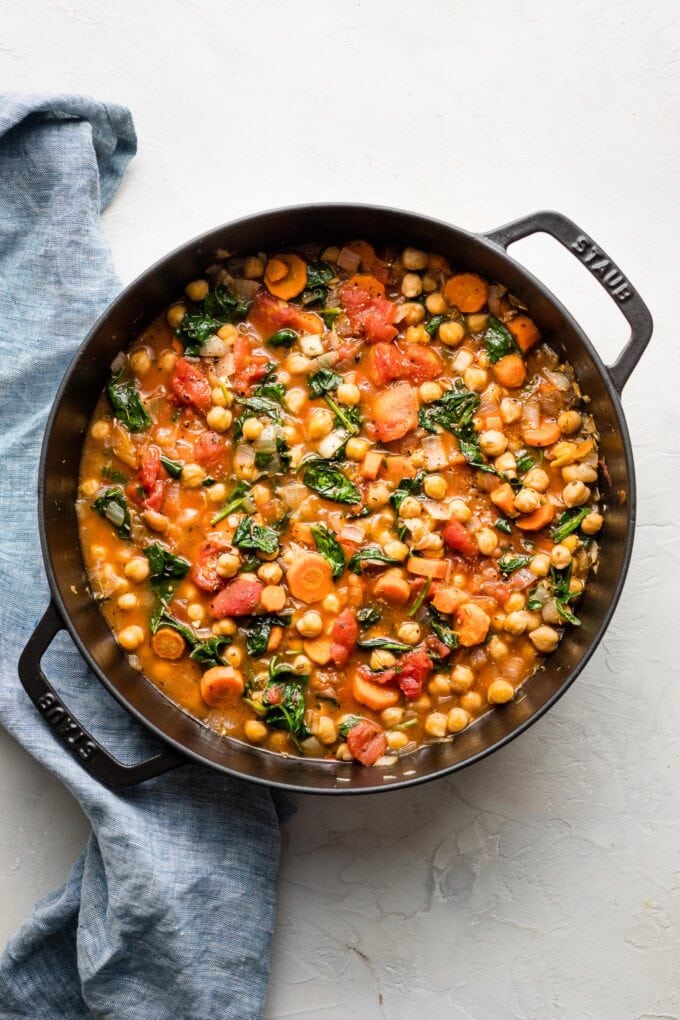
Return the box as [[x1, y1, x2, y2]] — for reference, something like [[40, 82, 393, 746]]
[[19, 205, 652, 793]]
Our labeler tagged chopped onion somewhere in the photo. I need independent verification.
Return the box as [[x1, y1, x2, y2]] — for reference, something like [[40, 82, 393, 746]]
[[544, 369, 570, 391], [374, 755, 398, 768], [198, 335, 227, 357], [234, 444, 255, 470], [511, 568, 536, 590], [339, 524, 365, 543], [521, 399, 540, 428], [104, 502, 125, 528], [317, 430, 347, 459], [110, 351, 127, 374], [309, 350, 340, 373], [215, 352, 235, 379], [423, 499, 450, 521], [422, 435, 448, 470], [280, 482, 308, 509], [336, 246, 361, 274]]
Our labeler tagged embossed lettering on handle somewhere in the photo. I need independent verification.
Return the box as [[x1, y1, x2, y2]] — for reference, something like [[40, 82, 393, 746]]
[[36, 691, 97, 761], [570, 234, 632, 302]]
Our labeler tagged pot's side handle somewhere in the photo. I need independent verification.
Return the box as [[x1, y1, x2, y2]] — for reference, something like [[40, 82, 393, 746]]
[[483, 210, 652, 392], [18, 602, 186, 787]]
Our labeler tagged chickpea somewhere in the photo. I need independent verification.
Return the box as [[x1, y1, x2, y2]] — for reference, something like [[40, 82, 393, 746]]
[[381, 707, 405, 727], [117, 625, 144, 651], [449, 499, 472, 523], [315, 716, 338, 746], [322, 245, 340, 263], [121, 557, 148, 584], [206, 406, 232, 432], [411, 694, 432, 712], [401, 272, 423, 298], [187, 603, 204, 623], [261, 585, 287, 613], [420, 474, 445, 500], [399, 496, 422, 519], [523, 467, 550, 492], [217, 323, 238, 343], [80, 478, 100, 497], [419, 381, 443, 404], [563, 481, 591, 507], [491, 611, 507, 632], [307, 408, 334, 440], [428, 674, 452, 697], [476, 527, 498, 556], [398, 621, 422, 645], [439, 321, 465, 347], [402, 247, 428, 270], [558, 410, 582, 435], [371, 649, 396, 671], [504, 611, 530, 636], [288, 655, 309, 676], [514, 488, 542, 514], [450, 664, 474, 693], [447, 707, 471, 733], [384, 539, 409, 561], [90, 419, 110, 441], [242, 417, 263, 441], [562, 464, 598, 484], [581, 511, 603, 535], [286, 353, 312, 376], [387, 730, 410, 751], [300, 334, 324, 358], [422, 273, 438, 293], [217, 552, 240, 578], [424, 712, 448, 738], [463, 367, 488, 392], [207, 482, 227, 505], [500, 398, 521, 424], [143, 510, 169, 533], [296, 611, 323, 638], [181, 463, 206, 488], [255, 561, 281, 586], [421, 290, 444, 315], [219, 646, 240, 669], [400, 301, 426, 326], [479, 430, 508, 457], [366, 481, 391, 509], [129, 348, 152, 378], [166, 304, 186, 329], [117, 593, 137, 610], [550, 544, 572, 569], [282, 425, 300, 446], [345, 437, 370, 461], [212, 618, 237, 636], [530, 553, 551, 577], [460, 691, 483, 714], [159, 350, 178, 372], [505, 593, 525, 612], [488, 678, 515, 704], [211, 386, 227, 408], [336, 742, 353, 762], [323, 593, 341, 613], [244, 255, 265, 279], [336, 382, 361, 406], [529, 625, 561, 653], [468, 313, 490, 333], [494, 452, 517, 476], [488, 636, 509, 660], [185, 279, 209, 302], [244, 719, 268, 744], [404, 324, 429, 344]]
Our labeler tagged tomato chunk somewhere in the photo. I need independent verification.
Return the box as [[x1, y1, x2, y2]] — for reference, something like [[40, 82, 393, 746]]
[[210, 577, 263, 617], [140, 445, 161, 491], [346, 719, 387, 766], [330, 608, 358, 667], [170, 357, 211, 413], [396, 648, 433, 700], [442, 520, 478, 558], [232, 335, 271, 396], [192, 541, 228, 593], [249, 290, 322, 340], [372, 382, 418, 443], [340, 280, 398, 344], [193, 430, 225, 471]]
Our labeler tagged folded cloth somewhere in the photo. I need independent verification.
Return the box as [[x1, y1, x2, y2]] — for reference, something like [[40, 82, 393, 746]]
[[0, 95, 289, 1020]]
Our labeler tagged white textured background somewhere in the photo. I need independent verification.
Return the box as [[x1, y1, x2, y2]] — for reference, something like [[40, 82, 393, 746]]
[[1, 2, 679, 1017]]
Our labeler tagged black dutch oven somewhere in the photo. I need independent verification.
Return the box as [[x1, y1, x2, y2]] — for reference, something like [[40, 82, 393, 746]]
[[19, 206, 652, 793]]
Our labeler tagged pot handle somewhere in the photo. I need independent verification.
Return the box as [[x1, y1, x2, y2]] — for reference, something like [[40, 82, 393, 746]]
[[18, 602, 186, 787], [483, 210, 652, 392]]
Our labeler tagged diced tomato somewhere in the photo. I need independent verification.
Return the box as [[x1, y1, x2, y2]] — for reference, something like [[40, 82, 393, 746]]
[[340, 281, 398, 344], [249, 290, 322, 340], [335, 339, 361, 365], [140, 445, 161, 491], [126, 445, 165, 510], [346, 719, 387, 766], [170, 357, 211, 413], [232, 335, 271, 396], [399, 343, 444, 382], [367, 342, 444, 386], [426, 635, 453, 660], [442, 520, 478, 559], [143, 479, 165, 511], [210, 577, 263, 617], [330, 608, 358, 667], [480, 579, 512, 604], [372, 382, 418, 443], [396, 648, 433, 700], [193, 431, 225, 471], [192, 541, 228, 592]]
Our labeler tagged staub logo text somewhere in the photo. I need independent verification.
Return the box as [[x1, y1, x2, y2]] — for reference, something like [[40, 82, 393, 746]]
[[37, 692, 97, 761], [570, 235, 632, 302]]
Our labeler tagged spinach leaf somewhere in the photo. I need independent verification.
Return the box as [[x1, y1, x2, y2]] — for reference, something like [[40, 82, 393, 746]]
[[390, 471, 424, 513], [92, 487, 132, 540], [176, 282, 251, 355], [407, 577, 431, 617], [515, 449, 535, 475], [233, 393, 282, 439], [494, 518, 513, 534], [160, 454, 183, 478], [321, 307, 342, 329], [329, 399, 362, 435], [427, 607, 459, 650], [550, 563, 581, 626], [338, 715, 364, 739], [356, 607, 381, 628], [107, 374, 152, 432], [151, 610, 233, 666], [307, 368, 361, 435], [311, 524, 346, 578], [302, 460, 361, 505], [175, 313, 223, 354], [418, 384, 480, 436], [552, 506, 590, 543], [210, 480, 252, 525], [258, 657, 310, 749], [232, 516, 280, 556], [348, 546, 401, 575], [144, 543, 190, 622], [306, 261, 334, 289], [267, 328, 297, 349], [308, 369, 343, 398], [203, 282, 251, 323], [101, 466, 129, 484], [498, 553, 532, 576], [425, 314, 447, 338], [485, 316, 519, 363], [357, 636, 411, 654], [245, 614, 291, 657]]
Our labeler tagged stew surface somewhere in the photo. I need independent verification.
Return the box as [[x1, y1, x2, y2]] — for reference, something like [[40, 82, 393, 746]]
[[78, 240, 604, 767]]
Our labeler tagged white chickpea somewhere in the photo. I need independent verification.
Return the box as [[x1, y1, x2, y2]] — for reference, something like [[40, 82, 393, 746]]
[[181, 463, 206, 488], [187, 603, 204, 623], [216, 552, 240, 578], [424, 712, 448, 738], [425, 292, 447, 316], [529, 553, 551, 577], [124, 557, 150, 583], [282, 425, 299, 446], [242, 417, 263, 441], [212, 618, 237, 636], [529, 625, 561, 653], [370, 649, 396, 671], [217, 323, 238, 343], [422, 273, 439, 293], [211, 386, 228, 408], [550, 544, 572, 569], [505, 593, 525, 612], [463, 367, 488, 392], [397, 621, 421, 645], [500, 398, 521, 424], [366, 481, 391, 509], [523, 467, 550, 492], [207, 482, 227, 504], [404, 324, 429, 344], [399, 496, 422, 519], [491, 611, 506, 631], [80, 478, 100, 497], [449, 498, 472, 523], [563, 481, 591, 507], [143, 510, 169, 533], [384, 539, 409, 561], [323, 593, 341, 613], [322, 245, 340, 263], [479, 430, 508, 457], [159, 350, 178, 372], [243, 255, 265, 279], [419, 381, 443, 404], [439, 321, 465, 347], [445, 706, 471, 735], [261, 585, 287, 613], [335, 742, 353, 762], [487, 678, 515, 704], [285, 353, 312, 376], [337, 382, 361, 406], [400, 301, 426, 326], [307, 408, 334, 440], [401, 272, 423, 298], [514, 488, 542, 514], [166, 304, 186, 329], [504, 611, 531, 636], [258, 562, 283, 585], [557, 410, 582, 435], [423, 474, 447, 500], [117, 625, 144, 651], [381, 707, 405, 728], [450, 664, 474, 693], [206, 406, 232, 432], [292, 654, 311, 675], [90, 419, 110, 441], [299, 334, 324, 357], [460, 691, 483, 714], [345, 437, 370, 461], [129, 348, 152, 378], [428, 674, 452, 697], [467, 313, 489, 333], [487, 636, 509, 660], [117, 593, 138, 611], [223, 646, 242, 668], [581, 511, 603, 535], [185, 279, 209, 302], [562, 464, 598, 484], [314, 716, 338, 746], [402, 247, 428, 270], [244, 719, 268, 744], [494, 452, 517, 476], [387, 730, 410, 751], [296, 611, 323, 638], [476, 527, 498, 556]]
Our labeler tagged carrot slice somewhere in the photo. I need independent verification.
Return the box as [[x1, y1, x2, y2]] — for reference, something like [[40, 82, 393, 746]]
[[493, 353, 526, 389], [286, 552, 334, 603], [384, 455, 417, 484], [373, 569, 411, 606], [406, 557, 448, 580], [264, 253, 307, 300], [151, 627, 186, 661], [345, 274, 385, 298], [352, 673, 400, 712], [444, 273, 489, 313], [360, 449, 384, 480], [490, 482, 518, 517], [431, 586, 468, 615], [522, 422, 562, 447], [508, 315, 541, 353], [200, 666, 244, 707], [516, 504, 556, 531], [455, 603, 491, 647], [303, 636, 333, 665]]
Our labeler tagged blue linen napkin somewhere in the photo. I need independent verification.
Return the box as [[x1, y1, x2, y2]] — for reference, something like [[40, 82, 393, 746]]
[[0, 94, 289, 1020]]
